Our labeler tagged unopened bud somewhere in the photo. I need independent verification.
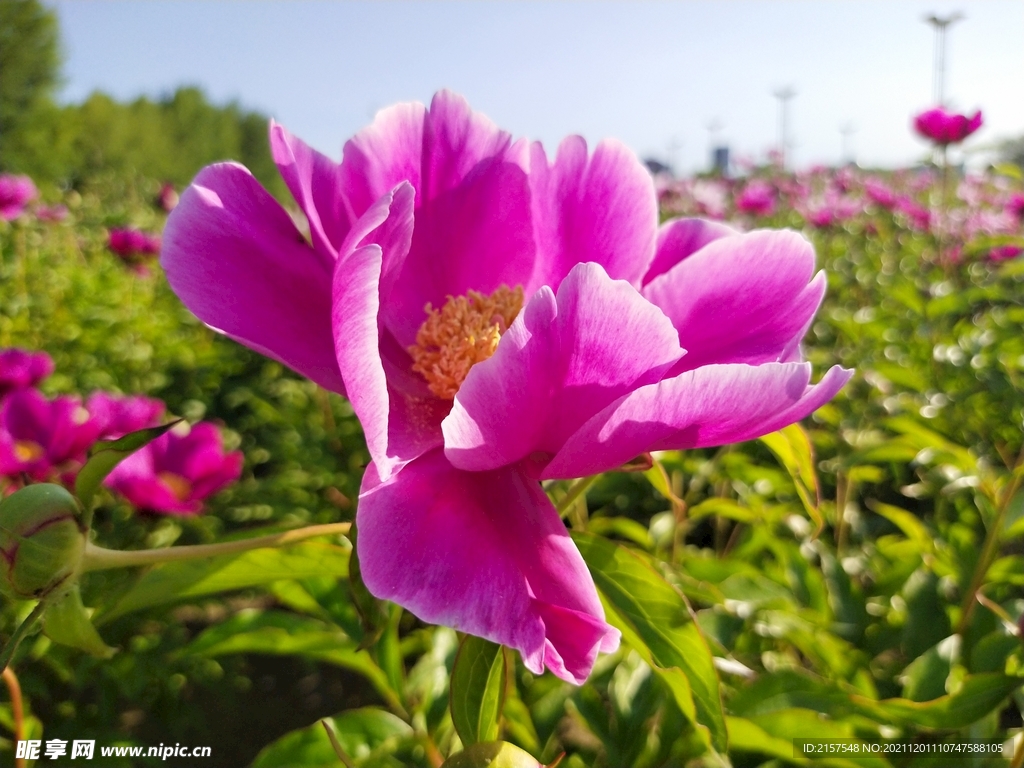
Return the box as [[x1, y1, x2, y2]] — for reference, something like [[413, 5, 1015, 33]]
[[0, 484, 86, 600], [441, 742, 543, 768]]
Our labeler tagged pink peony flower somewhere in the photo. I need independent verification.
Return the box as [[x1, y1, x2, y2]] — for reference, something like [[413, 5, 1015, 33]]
[[0, 389, 101, 485], [0, 349, 54, 399], [0, 174, 38, 221], [86, 392, 166, 441], [160, 90, 850, 684], [736, 178, 776, 216], [104, 422, 242, 515], [913, 106, 983, 145]]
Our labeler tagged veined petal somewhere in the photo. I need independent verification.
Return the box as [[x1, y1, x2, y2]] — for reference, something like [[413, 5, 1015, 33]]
[[161, 162, 345, 394], [443, 262, 684, 474], [543, 362, 852, 479], [528, 137, 658, 291], [643, 217, 737, 285], [386, 158, 536, 346], [642, 229, 824, 369], [270, 120, 350, 261], [332, 185, 444, 480], [356, 450, 619, 684]]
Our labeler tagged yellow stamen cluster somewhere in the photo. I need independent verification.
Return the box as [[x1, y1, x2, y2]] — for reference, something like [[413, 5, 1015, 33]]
[[13, 440, 45, 463], [409, 285, 524, 400], [158, 471, 193, 502]]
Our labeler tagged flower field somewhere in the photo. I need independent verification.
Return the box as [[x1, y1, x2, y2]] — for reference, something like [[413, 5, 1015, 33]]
[[2, 92, 1024, 767]]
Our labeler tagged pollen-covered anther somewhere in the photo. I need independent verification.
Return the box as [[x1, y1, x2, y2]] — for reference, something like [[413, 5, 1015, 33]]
[[409, 285, 524, 399]]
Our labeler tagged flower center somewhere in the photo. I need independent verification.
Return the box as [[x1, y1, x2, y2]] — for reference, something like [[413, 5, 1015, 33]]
[[409, 285, 524, 399], [158, 471, 193, 502], [13, 440, 45, 463]]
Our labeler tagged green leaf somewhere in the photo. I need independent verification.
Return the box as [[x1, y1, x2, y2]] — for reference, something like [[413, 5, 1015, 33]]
[[572, 531, 727, 752], [867, 500, 934, 555], [450, 634, 507, 746], [901, 635, 959, 702], [74, 422, 178, 512], [760, 424, 822, 532], [251, 707, 413, 768], [731, 710, 892, 768], [42, 583, 116, 658], [853, 673, 1023, 729], [98, 541, 349, 621]]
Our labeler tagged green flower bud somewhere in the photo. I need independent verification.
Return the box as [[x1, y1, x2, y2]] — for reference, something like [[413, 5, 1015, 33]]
[[0, 484, 86, 600], [441, 742, 543, 768]]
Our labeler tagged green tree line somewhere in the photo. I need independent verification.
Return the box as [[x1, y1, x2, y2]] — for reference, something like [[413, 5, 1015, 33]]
[[0, 0, 285, 197]]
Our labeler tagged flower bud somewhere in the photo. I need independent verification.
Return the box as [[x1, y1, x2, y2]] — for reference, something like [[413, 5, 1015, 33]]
[[0, 484, 86, 600], [441, 742, 543, 768]]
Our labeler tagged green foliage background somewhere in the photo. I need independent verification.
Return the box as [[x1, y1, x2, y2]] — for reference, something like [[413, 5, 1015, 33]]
[[1, 1, 1023, 766]]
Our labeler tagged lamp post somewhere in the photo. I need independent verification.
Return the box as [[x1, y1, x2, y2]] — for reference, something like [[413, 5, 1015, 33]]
[[839, 122, 856, 166], [924, 12, 963, 106], [773, 87, 796, 169]]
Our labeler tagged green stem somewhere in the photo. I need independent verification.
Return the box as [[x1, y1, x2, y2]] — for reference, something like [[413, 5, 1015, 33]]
[[955, 462, 1024, 636], [555, 476, 597, 516], [0, 602, 47, 672], [81, 522, 351, 572]]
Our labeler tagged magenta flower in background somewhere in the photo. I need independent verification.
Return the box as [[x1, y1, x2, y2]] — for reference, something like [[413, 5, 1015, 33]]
[[161, 90, 850, 683], [87, 392, 166, 440], [104, 422, 242, 515], [865, 178, 898, 210], [0, 348, 54, 399], [989, 245, 1023, 262], [0, 389, 101, 485], [0, 174, 38, 221], [736, 178, 776, 216], [913, 106, 983, 145], [108, 227, 162, 265], [157, 182, 179, 212], [1007, 193, 1024, 223]]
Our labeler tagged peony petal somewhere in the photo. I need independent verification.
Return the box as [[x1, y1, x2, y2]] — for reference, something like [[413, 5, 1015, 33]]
[[356, 449, 619, 684], [642, 217, 737, 285], [386, 157, 536, 346], [642, 229, 824, 370], [543, 363, 852, 479], [270, 120, 350, 261], [443, 262, 684, 474], [161, 162, 346, 394], [332, 186, 444, 480], [528, 137, 658, 291]]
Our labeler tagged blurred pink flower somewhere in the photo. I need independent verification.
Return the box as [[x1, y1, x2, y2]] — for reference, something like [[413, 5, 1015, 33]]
[[736, 179, 775, 216], [0, 349, 54, 399], [913, 107, 983, 145], [35, 204, 68, 222], [1007, 193, 1024, 223], [895, 196, 931, 231], [104, 422, 242, 515], [108, 227, 162, 266], [989, 245, 1023, 262], [0, 389, 101, 485], [86, 392, 166, 440], [157, 183, 179, 212], [161, 90, 850, 683], [0, 174, 38, 221], [864, 178, 897, 210]]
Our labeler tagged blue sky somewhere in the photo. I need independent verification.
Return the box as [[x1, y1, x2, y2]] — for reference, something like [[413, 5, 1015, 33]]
[[48, 1, 1024, 173]]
